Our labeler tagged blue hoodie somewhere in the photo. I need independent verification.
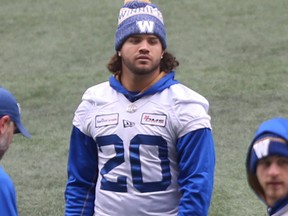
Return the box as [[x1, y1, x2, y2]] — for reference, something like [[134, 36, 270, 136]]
[[246, 117, 288, 216]]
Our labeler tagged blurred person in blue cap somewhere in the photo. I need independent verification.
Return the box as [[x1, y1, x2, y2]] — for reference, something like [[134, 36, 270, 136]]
[[246, 117, 288, 216], [0, 87, 31, 216]]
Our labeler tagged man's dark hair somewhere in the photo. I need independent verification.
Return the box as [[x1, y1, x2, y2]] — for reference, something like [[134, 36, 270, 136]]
[[107, 51, 179, 74]]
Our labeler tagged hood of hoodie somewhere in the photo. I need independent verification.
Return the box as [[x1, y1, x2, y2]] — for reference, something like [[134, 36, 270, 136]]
[[246, 117, 288, 206]]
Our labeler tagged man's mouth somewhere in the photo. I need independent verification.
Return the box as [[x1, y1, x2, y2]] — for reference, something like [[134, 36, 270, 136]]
[[136, 55, 150, 60], [267, 181, 282, 188]]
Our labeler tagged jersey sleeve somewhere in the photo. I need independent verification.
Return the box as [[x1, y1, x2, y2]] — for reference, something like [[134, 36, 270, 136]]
[[176, 128, 215, 216], [168, 84, 215, 215], [65, 99, 98, 216]]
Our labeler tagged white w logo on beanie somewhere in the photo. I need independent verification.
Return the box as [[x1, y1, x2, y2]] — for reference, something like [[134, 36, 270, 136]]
[[253, 139, 270, 159], [137, 21, 155, 33]]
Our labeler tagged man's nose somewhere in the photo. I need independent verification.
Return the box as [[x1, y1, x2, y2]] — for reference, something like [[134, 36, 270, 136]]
[[268, 163, 281, 176], [139, 40, 150, 53]]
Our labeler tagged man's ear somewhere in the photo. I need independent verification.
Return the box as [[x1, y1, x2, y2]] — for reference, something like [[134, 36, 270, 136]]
[[0, 115, 11, 134]]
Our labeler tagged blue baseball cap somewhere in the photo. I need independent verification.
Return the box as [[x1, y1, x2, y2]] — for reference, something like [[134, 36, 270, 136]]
[[0, 87, 31, 138]]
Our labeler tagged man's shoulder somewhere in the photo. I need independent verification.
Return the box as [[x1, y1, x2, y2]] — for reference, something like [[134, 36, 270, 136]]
[[82, 81, 113, 100], [0, 166, 14, 191], [85, 81, 110, 93], [167, 83, 209, 106]]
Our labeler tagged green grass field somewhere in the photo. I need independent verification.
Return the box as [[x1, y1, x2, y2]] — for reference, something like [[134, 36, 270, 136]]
[[1, 0, 288, 215]]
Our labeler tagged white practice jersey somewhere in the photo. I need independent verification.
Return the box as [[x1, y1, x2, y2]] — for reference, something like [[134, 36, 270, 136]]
[[72, 80, 211, 216]]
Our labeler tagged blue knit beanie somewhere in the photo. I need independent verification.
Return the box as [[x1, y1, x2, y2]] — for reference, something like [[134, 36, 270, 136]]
[[247, 117, 288, 174], [115, 0, 167, 51], [249, 134, 288, 174]]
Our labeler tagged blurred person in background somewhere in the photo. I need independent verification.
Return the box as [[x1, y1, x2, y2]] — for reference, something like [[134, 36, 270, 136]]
[[246, 117, 288, 216], [0, 87, 31, 216]]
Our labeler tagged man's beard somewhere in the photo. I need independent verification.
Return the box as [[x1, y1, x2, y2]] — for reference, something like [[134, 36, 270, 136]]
[[0, 132, 10, 160], [122, 58, 161, 75]]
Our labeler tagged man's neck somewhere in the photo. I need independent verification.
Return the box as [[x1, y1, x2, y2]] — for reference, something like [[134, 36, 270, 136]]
[[118, 70, 166, 93]]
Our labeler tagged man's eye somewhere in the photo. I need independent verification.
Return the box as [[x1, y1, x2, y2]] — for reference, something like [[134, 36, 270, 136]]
[[129, 38, 140, 44], [278, 159, 288, 166], [258, 160, 270, 167], [149, 39, 159, 45]]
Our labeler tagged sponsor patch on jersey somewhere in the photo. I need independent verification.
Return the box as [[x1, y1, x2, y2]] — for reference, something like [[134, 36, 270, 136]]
[[141, 113, 167, 127], [95, 113, 119, 128]]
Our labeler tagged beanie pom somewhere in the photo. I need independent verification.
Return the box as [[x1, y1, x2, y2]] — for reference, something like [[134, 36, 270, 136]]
[[124, 0, 151, 3]]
